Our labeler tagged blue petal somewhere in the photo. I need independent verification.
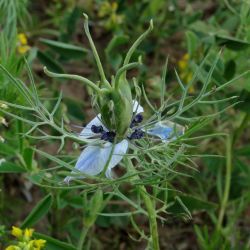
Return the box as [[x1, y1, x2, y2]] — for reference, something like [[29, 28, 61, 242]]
[[104, 139, 129, 170], [64, 139, 128, 182], [146, 121, 184, 141]]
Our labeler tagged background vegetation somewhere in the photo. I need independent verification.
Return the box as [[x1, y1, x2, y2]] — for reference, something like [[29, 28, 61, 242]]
[[0, 0, 250, 249]]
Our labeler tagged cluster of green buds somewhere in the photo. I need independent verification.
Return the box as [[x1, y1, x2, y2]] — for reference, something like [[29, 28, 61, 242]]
[[44, 14, 153, 141]]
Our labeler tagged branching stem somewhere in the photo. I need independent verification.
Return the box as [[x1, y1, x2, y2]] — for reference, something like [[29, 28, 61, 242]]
[[126, 158, 160, 250]]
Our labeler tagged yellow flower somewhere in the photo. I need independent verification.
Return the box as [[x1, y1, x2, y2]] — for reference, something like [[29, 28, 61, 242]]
[[18, 33, 28, 45], [11, 226, 23, 238], [98, 1, 119, 17], [178, 53, 194, 93], [98, 1, 123, 29], [111, 2, 118, 11], [98, 1, 113, 17], [186, 72, 193, 83], [24, 228, 34, 240], [17, 33, 30, 55], [182, 53, 189, 61], [31, 239, 46, 249], [17, 45, 30, 54], [178, 53, 189, 70], [7, 227, 46, 250]]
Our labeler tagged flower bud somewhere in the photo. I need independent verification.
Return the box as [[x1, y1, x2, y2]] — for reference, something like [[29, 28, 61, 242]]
[[98, 84, 133, 139]]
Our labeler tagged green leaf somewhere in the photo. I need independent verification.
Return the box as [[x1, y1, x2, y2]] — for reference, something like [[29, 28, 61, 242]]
[[236, 90, 250, 113], [186, 31, 199, 56], [40, 39, 88, 59], [236, 145, 250, 156], [34, 232, 76, 250], [142, 0, 166, 17], [37, 50, 64, 73], [224, 60, 236, 80], [167, 193, 217, 214], [215, 35, 250, 51], [0, 161, 26, 173], [64, 97, 85, 121], [23, 147, 34, 170], [21, 194, 53, 228], [61, 7, 81, 42], [221, 16, 239, 32], [28, 173, 44, 185], [106, 35, 129, 53], [0, 142, 16, 156]]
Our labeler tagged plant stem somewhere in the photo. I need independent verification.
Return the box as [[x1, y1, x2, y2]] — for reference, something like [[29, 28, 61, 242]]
[[232, 113, 249, 145], [139, 186, 160, 250], [114, 62, 141, 89], [126, 158, 160, 249], [217, 135, 232, 231], [43, 67, 101, 93], [77, 226, 90, 250], [83, 14, 110, 88]]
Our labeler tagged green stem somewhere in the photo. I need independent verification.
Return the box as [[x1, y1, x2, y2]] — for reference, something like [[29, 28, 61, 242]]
[[123, 19, 153, 67], [114, 62, 141, 89], [17, 119, 24, 154], [232, 113, 249, 145], [44, 67, 101, 93], [83, 14, 110, 88], [217, 135, 232, 231], [77, 226, 90, 250], [126, 159, 160, 249], [139, 186, 160, 250]]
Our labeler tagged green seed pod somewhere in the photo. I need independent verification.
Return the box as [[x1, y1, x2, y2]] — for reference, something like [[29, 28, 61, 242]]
[[98, 81, 133, 138]]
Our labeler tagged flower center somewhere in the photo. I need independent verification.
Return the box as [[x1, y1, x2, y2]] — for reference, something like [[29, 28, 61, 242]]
[[90, 113, 144, 142], [91, 125, 104, 133], [130, 114, 143, 128], [101, 131, 116, 143], [128, 128, 144, 140], [91, 125, 116, 143]]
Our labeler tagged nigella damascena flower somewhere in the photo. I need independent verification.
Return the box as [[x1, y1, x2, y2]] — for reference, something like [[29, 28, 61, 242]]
[[64, 101, 184, 183]]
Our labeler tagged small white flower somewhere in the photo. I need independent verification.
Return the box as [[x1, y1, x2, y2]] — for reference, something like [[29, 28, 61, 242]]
[[0, 103, 8, 109], [0, 135, 4, 143], [0, 158, 6, 165], [0, 117, 8, 127], [64, 101, 184, 183]]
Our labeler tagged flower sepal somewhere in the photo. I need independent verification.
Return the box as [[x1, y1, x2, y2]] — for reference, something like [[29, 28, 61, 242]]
[[98, 87, 133, 138]]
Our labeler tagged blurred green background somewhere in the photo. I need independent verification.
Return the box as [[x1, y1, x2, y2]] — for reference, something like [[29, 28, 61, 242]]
[[0, 0, 250, 249]]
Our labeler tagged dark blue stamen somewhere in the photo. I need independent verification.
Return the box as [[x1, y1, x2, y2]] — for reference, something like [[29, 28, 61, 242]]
[[101, 131, 116, 143], [91, 125, 104, 133], [129, 129, 144, 140], [134, 114, 143, 123], [130, 114, 143, 128]]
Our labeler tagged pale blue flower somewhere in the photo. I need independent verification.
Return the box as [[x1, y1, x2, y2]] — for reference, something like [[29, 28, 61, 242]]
[[64, 140, 128, 183], [64, 101, 184, 183], [146, 121, 185, 142]]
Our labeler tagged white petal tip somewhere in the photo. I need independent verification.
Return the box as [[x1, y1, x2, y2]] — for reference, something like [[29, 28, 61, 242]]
[[64, 176, 73, 184]]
